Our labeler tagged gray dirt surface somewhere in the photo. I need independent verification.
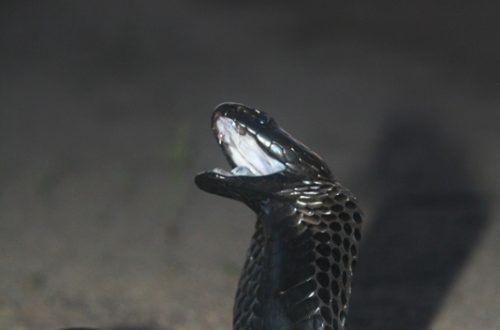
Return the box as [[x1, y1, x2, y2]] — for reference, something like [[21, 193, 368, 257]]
[[0, 1, 498, 330]]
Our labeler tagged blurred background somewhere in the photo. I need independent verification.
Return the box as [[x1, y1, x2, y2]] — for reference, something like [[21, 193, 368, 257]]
[[0, 1, 498, 329]]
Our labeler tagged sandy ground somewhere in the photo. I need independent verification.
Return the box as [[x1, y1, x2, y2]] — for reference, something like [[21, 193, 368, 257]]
[[0, 2, 498, 329]]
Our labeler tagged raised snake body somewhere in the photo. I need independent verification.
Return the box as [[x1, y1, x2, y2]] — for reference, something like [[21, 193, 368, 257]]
[[196, 103, 363, 330]]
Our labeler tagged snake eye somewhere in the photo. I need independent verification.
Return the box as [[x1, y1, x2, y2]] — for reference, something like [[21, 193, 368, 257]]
[[259, 114, 277, 128], [258, 114, 270, 125], [254, 110, 273, 125]]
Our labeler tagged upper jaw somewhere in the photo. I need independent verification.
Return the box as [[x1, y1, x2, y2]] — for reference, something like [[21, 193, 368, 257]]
[[210, 106, 286, 177]]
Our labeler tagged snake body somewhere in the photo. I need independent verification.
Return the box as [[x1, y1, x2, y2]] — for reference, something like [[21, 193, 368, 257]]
[[196, 103, 363, 330]]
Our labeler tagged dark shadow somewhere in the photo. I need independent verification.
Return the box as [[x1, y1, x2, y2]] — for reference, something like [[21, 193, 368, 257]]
[[348, 113, 489, 330]]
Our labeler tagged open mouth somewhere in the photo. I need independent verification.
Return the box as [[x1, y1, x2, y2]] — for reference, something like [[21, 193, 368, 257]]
[[212, 116, 286, 177]]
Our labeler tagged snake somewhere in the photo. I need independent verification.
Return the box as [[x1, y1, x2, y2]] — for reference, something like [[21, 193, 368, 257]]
[[195, 103, 363, 330], [61, 103, 362, 330]]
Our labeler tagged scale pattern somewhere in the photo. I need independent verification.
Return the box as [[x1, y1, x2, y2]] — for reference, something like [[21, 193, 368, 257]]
[[233, 219, 266, 329], [233, 181, 363, 330]]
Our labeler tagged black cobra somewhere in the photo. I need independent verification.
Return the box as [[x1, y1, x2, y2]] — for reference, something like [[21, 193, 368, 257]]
[[195, 103, 363, 330]]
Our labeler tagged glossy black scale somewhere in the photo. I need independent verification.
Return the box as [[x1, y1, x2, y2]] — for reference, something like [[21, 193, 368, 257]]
[[233, 181, 362, 330]]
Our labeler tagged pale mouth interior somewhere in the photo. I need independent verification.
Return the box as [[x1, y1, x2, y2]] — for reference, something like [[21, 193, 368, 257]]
[[213, 117, 286, 176]]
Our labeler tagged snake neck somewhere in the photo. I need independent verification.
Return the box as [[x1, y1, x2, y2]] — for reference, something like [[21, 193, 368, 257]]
[[257, 202, 297, 329], [233, 180, 363, 330]]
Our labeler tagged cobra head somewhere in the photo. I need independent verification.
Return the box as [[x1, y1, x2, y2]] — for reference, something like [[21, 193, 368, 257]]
[[195, 103, 332, 204]]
